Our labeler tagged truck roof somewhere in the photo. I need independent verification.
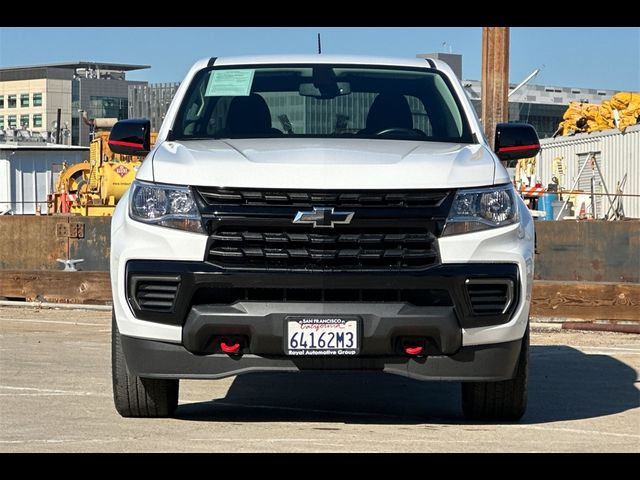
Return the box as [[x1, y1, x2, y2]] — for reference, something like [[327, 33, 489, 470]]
[[192, 54, 442, 70]]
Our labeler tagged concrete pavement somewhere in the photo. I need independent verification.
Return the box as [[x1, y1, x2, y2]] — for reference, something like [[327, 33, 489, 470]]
[[1, 306, 638, 452]]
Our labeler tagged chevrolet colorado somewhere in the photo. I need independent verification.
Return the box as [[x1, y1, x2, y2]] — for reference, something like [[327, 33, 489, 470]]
[[109, 55, 540, 420]]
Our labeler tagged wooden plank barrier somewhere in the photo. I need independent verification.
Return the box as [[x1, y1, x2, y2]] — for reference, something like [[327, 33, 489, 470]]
[[1, 271, 637, 322]]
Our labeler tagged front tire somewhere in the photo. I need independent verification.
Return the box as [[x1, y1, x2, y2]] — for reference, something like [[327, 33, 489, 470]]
[[112, 311, 179, 417], [461, 326, 529, 422]]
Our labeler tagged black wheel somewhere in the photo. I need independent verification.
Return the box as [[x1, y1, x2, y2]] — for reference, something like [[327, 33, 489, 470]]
[[461, 326, 529, 422], [112, 311, 179, 417]]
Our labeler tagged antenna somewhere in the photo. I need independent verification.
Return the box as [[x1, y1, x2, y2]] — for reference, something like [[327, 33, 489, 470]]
[[317, 33, 322, 54]]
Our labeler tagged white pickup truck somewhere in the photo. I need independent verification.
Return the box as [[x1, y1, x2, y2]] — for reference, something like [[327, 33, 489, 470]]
[[108, 55, 540, 420]]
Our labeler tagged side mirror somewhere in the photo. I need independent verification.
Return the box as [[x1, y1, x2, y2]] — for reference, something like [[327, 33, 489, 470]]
[[108, 119, 151, 156], [495, 123, 540, 161]]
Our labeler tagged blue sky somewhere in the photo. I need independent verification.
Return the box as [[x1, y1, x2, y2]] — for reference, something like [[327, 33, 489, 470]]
[[1, 27, 638, 91]]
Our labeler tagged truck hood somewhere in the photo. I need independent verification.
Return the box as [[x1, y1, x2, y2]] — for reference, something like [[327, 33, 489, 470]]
[[149, 138, 503, 189]]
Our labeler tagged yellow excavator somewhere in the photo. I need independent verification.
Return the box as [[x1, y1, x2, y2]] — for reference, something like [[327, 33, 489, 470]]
[[48, 114, 156, 216]]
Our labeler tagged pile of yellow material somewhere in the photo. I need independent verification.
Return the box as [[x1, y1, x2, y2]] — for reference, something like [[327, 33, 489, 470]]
[[556, 92, 640, 136]]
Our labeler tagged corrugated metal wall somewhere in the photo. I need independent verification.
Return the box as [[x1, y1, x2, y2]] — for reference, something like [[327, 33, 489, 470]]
[[0, 148, 89, 214], [538, 124, 640, 219]]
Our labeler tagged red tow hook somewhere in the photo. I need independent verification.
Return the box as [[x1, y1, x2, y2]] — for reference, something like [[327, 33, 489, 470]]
[[220, 341, 240, 354], [404, 345, 423, 355]]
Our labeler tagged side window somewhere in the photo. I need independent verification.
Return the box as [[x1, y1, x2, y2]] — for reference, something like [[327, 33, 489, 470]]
[[261, 92, 305, 134], [299, 92, 376, 135]]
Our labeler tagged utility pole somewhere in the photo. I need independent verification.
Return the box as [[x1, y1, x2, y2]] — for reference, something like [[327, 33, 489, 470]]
[[481, 27, 509, 150]]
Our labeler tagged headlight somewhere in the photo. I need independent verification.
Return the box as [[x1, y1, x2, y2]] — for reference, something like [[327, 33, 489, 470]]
[[442, 184, 519, 236], [129, 180, 204, 233]]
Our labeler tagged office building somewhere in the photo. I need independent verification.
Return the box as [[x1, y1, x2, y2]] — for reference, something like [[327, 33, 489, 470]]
[[0, 62, 149, 146]]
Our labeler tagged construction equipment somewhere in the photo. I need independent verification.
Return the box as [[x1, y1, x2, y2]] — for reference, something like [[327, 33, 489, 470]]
[[514, 156, 537, 190], [48, 115, 157, 216]]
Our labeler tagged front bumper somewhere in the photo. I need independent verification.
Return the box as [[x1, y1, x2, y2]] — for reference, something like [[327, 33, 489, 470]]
[[121, 260, 521, 374], [111, 192, 534, 348], [125, 260, 519, 331], [121, 333, 522, 382]]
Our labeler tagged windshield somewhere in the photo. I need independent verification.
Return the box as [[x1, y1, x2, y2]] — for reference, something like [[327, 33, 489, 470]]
[[172, 64, 474, 143]]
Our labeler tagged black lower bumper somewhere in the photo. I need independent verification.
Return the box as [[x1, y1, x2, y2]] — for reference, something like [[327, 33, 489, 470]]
[[125, 260, 520, 329], [122, 260, 522, 381], [121, 334, 522, 382], [182, 303, 461, 356]]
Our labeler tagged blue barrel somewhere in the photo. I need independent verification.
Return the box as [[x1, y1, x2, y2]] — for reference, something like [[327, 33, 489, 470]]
[[538, 193, 558, 221]]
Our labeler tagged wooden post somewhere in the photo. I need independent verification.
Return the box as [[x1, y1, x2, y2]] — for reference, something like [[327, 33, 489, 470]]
[[481, 27, 510, 150]]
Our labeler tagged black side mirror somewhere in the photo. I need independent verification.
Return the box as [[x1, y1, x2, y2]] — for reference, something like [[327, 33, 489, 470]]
[[495, 123, 540, 161], [108, 119, 151, 156]]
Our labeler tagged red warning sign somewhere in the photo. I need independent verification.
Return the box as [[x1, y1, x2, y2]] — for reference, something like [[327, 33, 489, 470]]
[[114, 165, 129, 178]]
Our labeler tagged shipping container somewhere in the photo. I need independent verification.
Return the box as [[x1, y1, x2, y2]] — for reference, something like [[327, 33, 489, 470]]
[[0, 143, 89, 214]]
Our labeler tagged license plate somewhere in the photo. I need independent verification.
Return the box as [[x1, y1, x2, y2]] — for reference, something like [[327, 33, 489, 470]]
[[285, 317, 359, 356]]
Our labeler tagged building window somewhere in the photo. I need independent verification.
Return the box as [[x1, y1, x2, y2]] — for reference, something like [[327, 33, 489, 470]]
[[0, 117, 4, 129], [33, 114, 42, 128], [0, 96, 4, 109], [20, 114, 29, 128], [8, 115, 17, 128], [72, 80, 80, 146], [71, 117, 79, 146], [33, 93, 42, 107], [89, 96, 128, 120], [20, 94, 29, 108], [8, 95, 17, 108]]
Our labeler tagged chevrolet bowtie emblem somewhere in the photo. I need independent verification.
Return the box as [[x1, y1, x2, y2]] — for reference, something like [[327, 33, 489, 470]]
[[293, 207, 355, 228]]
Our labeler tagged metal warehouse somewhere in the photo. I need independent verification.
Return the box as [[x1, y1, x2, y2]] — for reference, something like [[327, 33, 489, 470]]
[[537, 124, 640, 219]]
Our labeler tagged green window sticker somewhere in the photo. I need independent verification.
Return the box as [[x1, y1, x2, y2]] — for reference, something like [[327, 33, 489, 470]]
[[205, 69, 255, 97]]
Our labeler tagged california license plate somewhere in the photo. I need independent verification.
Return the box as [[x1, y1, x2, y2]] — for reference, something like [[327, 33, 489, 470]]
[[285, 317, 359, 356]]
